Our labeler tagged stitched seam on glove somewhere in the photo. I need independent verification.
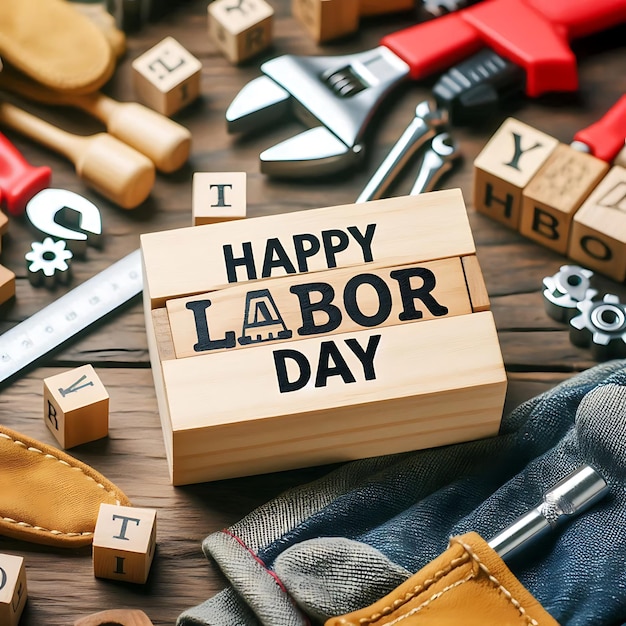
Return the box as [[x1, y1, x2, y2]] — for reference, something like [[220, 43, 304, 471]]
[[335, 553, 471, 625], [452, 537, 539, 626], [0, 430, 122, 537]]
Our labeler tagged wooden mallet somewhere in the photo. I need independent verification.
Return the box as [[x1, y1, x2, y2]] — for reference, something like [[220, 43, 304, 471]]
[[0, 101, 155, 209]]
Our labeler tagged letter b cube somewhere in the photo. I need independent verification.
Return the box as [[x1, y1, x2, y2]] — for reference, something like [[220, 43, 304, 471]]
[[43, 364, 109, 449], [93, 504, 157, 584], [0, 554, 27, 626]]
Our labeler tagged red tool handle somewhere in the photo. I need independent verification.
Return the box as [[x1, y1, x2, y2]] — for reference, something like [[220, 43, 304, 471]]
[[0, 131, 51, 216], [381, 0, 626, 97], [574, 95, 626, 163]]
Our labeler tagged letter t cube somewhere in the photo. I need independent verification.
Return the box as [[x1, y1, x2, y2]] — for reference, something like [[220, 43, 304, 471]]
[[0, 554, 27, 626], [192, 172, 247, 225], [93, 504, 157, 584], [43, 364, 109, 449]]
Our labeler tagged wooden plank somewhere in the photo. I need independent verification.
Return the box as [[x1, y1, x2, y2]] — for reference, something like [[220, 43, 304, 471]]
[[160, 311, 506, 484], [519, 144, 609, 255], [141, 190, 475, 309], [473, 118, 559, 230], [569, 165, 626, 281], [165, 257, 473, 359], [461, 254, 490, 312]]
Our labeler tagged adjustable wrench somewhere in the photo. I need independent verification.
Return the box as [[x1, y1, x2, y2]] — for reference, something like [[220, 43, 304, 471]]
[[227, 0, 625, 178]]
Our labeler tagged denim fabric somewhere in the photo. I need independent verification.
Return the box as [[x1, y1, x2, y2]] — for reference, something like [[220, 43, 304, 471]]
[[178, 359, 626, 626]]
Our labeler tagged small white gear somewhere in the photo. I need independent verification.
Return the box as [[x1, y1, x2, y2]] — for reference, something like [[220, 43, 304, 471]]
[[25, 237, 73, 287]]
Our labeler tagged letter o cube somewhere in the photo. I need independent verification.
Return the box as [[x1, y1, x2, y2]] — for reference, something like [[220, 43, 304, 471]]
[[43, 364, 109, 449], [93, 503, 157, 584], [0, 553, 27, 626]]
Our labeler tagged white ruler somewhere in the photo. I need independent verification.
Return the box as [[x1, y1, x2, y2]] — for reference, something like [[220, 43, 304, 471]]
[[0, 249, 143, 385]]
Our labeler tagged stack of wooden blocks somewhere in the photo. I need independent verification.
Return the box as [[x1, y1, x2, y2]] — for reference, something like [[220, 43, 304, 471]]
[[141, 190, 507, 485], [474, 117, 626, 281]]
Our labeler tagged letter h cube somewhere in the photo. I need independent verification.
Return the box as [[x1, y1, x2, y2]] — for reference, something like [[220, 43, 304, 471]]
[[93, 503, 157, 584], [43, 364, 109, 449]]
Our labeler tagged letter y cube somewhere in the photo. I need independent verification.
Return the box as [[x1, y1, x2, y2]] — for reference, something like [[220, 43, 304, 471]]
[[43, 364, 109, 449]]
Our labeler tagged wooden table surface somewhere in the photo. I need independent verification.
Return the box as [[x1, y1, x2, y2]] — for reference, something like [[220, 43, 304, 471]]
[[0, 2, 624, 624]]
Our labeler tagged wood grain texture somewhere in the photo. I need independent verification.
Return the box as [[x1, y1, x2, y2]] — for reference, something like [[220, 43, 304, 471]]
[[165, 256, 473, 359], [0, 1, 624, 623]]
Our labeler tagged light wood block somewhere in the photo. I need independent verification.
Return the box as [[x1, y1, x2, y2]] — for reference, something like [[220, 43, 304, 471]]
[[192, 172, 246, 226], [208, 0, 274, 64], [519, 144, 609, 255], [166, 257, 474, 358], [132, 37, 202, 116], [291, 0, 412, 42], [142, 190, 506, 485], [359, 0, 414, 15], [292, 0, 359, 43], [461, 254, 490, 312], [569, 166, 626, 281], [0, 553, 27, 626], [0, 264, 15, 306], [473, 118, 559, 230], [93, 503, 157, 584], [43, 364, 109, 449], [615, 143, 626, 168], [161, 312, 506, 484], [0, 210, 7, 236], [141, 190, 477, 309]]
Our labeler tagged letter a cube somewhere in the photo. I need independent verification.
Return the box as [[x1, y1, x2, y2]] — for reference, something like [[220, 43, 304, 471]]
[[43, 364, 109, 449], [192, 172, 247, 226], [208, 0, 274, 65], [0, 554, 27, 626], [132, 36, 202, 117], [93, 504, 157, 584]]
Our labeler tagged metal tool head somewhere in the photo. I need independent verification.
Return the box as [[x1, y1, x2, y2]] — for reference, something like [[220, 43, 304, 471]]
[[409, 131, 461, 195], [26, 188, 103, 256], [226, 47, 410, 178]]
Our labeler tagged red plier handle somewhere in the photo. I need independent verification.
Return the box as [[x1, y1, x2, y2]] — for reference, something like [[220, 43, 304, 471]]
[[574, 95, 626, 163], [382, 0, 626, 97]]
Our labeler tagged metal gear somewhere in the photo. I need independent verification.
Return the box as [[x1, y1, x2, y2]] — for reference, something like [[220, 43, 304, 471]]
[[542, 265, 598, 322], [25, 237, 73, 288], [569, 294, 626, 360]]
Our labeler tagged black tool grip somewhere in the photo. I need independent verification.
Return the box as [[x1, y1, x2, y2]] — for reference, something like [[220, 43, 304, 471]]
[[432, 48, 526, 125]]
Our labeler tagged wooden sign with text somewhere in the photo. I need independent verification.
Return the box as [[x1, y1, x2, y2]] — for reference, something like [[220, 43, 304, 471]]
[[141, 191, 507, 485]]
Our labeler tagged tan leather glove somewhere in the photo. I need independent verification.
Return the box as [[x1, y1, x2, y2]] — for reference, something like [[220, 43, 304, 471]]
[[0, 425, 131, 547], [326, 532, 559, 626], [0, 0, 115, 94]]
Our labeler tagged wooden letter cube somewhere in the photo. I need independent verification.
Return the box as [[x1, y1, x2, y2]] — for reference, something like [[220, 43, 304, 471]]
[[0, 554, 27, 626], [192, 172, 247, 226], [132, 36, 202, 116], [292, 0, 359, 43], [43, 364, 109, 449], [473, 118, 559, 230], [93, 504, 157, 584], [0, 264, 15, 306], [569, 166, 626, 281], [208, 0, 274, 64], [519, 144, 609, 255]]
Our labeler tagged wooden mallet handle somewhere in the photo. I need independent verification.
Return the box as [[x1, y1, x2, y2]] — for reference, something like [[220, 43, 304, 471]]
[[0, 101, 155, 209]]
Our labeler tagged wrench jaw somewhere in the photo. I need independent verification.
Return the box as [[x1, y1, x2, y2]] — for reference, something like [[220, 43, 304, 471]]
[[260, 127, 363, 178], [226, 47, 410, 177], [225, 76, 291, 135]]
